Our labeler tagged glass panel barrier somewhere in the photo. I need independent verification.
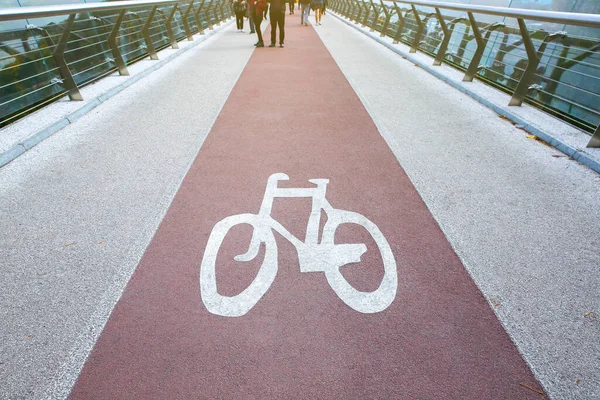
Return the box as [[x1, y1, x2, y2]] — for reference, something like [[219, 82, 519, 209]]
[[331, 0, 600, 139], [0, 0, 231, 127]]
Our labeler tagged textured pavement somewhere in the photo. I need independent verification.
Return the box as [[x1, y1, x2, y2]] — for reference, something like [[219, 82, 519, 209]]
[[0, 11, 598, 400], [70, 15, 541, 400], [0, 25, 255, 399], [314, 14, 600, 400]]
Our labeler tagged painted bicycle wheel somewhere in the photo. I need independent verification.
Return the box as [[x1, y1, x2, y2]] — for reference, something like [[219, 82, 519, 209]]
[[321, 210, 397, 313], [200, 214, 278, 317]]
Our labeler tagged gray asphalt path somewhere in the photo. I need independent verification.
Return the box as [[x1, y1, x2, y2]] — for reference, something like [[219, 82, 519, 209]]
[[314, 15, 600, 400], [0, 25, 255, 399]]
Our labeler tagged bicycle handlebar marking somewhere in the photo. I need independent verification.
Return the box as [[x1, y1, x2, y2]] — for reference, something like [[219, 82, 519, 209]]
[[200, 173, 398, 317]]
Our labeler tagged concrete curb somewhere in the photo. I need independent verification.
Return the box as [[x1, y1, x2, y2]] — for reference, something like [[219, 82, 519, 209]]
[[331, 13, 600, 175], [0, 19, 234, 169]]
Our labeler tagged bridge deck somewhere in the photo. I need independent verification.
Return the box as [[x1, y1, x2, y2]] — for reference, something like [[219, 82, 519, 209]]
[[1, 12, 599, 400]]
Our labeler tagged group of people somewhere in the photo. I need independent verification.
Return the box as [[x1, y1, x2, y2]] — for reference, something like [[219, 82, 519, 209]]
[[231, 0, 327, 48]]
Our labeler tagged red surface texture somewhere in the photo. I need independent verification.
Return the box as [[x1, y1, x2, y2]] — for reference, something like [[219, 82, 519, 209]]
[[70, 18, 544, 399]]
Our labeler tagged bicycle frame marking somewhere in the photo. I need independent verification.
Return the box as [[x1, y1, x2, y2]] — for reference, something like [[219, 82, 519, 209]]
[[200, 173, 398, 317]]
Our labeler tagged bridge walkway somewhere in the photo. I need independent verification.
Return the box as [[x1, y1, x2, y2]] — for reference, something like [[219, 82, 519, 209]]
[[0, 12, 599, 400]]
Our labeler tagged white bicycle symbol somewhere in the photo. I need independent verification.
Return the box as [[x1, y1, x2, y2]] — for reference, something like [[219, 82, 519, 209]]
[[200, 173, 397, 317]]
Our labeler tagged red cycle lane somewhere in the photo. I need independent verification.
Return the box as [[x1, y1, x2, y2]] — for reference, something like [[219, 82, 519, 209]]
[[70, 17, 544, 399]]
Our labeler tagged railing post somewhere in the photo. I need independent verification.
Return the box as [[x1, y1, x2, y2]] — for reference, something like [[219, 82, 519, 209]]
[[108, 9, 129, 75], [432, 7, 449, 65], [343, 0, 350, 16], [211, 0, 219, 25], [206, 0, 215, 30], [182, 1, 195, 40], [227, 0, 233, 19], [216, 0, 225, 24], [462, 12, 485, 81], [409, 5, 423, 53], [221, 0, 228, 23], [537, 31, 566, 55], [515, 31, 566, 102], [392, 3, 406, 45], [227, 0, 234, 18], [370, 0, 380, 32], [356, 1, 364, 24], [509, 18, 541, 106], [53, 13, 83, 101], [354, 0, 362, 22], [142, 5, 159, 60], [343, 0, 351, 17], [588, 124, 600, 148], [362, 0, 371, 28], [380, 0, 392, 37], [194, 0, 206, 34], [350, 0, 358, 22], [166, 4, 180, 48]]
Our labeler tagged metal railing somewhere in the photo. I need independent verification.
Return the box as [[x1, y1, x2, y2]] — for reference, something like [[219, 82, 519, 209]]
[[0, 0, 233, 127], [329, 0, 600, 148]]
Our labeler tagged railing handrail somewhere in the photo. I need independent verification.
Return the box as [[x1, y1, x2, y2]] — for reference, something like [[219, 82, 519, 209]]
[[0, 0, 192, 22], [2, 0, 598, 27], [382, 0, 600, 28]]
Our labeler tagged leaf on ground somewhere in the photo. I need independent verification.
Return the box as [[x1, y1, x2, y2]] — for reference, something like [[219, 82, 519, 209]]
[[584, 311, 592, 317], [551, 155, 565, 158], [519, 383, 544, 395], [576, 378, 581, 385], [65, 242, 75, 247], [526, 135, 537, 140], [98, 240, 105, 244]]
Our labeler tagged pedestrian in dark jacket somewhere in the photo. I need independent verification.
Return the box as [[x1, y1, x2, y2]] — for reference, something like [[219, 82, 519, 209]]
[[232, 0, 248, 31], [267, 0, 285, 47], [250, 0, 267, 47], [248, 4, 255, 33], [288, 0, 295, 14]]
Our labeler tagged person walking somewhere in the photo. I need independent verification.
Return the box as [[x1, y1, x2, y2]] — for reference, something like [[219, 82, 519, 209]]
[[300, 0, 310, 26], [288, 0, 295, 14], [250, 0, 267, 47], [232, 0, 248, 32], [311, 0, 324, 25], [267, 0, 285, 47], [248, 4, 255, 33]]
